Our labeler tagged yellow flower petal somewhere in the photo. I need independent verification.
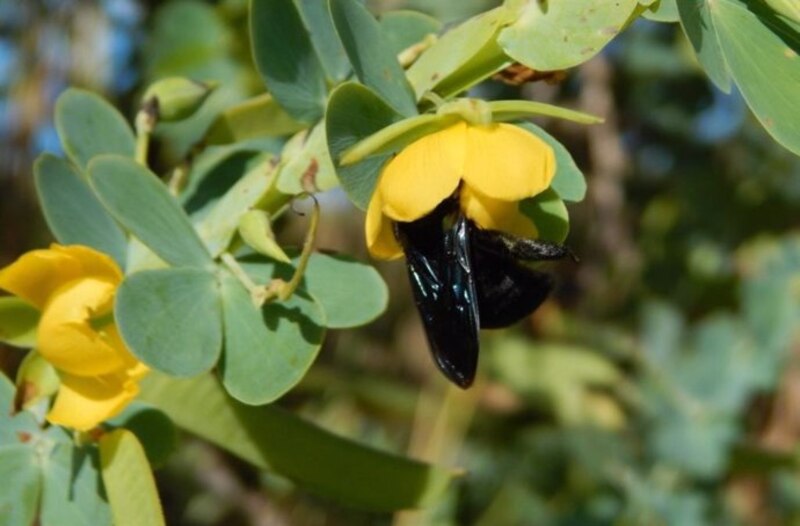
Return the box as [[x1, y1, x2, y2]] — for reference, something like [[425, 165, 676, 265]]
[[365, 192, 404, 260], [0, 244, 122, 309], [460, 186, 539, 238], [463, 123, 555, 202], [37, 278, 131, 376], [47, 368, 142, 431], [378, 122, 467, 222]]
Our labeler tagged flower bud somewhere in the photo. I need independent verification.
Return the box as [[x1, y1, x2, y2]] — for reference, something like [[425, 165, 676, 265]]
[[238, 210, 292, 263], [141, 77, 217, 122]]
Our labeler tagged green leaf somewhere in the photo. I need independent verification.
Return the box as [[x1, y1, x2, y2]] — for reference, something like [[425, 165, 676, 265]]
[[115, 268, 222, 376], [329, 0, 418, 117], [516, 122, 587, 202], [765, 0, 800, 23], [0, 297, 39, 348], [297, 0, 351, 82], [34, 154, 128, 267], [711, 0, 800, 156], [205, 93, 307, 145], [520, 188, 570, 243], [277, 123, 340, 194], [380, 10, 443, 55], [250, 0, 327, 122], [497, 0, 640, 71], [180, 143, 277, 220], [239, 251, 389, 329], [194, 154, 282, 258], [218, 274, 325, 405], [105, 402, 178, 468], [407, 6, 512, 99], [303, 253, 388, 328], [488, 100, 603, 125], [100, 430, 165, 526], [54, 88, 136, 171], [88, 155, 213, 269], [139, 373, 457, 511], [326, 82, 402, 210], [643, 0, 679, 22], [0, 445, 41, 526], [40, 443, 113, 526], [678, 0, 733, 91]]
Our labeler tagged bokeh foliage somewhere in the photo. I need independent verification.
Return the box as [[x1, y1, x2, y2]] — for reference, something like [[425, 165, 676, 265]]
[[1, 0, 800, 524]]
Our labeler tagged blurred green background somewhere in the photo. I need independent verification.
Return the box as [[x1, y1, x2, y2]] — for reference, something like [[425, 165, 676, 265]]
[[2, 1, 800, 524]]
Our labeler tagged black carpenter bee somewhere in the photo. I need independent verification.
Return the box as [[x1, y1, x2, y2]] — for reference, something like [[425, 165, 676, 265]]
[[394, 194, 573, 388]]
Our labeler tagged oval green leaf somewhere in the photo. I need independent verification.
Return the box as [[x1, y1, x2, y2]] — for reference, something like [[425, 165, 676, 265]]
[[497, 0, 639, 71], [329, 0, 417, 117], [100, 430, 165, 526], [105, 402, 178, 468], [520, 187, 570, 243], [297, 0, 351, 82], [139, 373, 457, 511], [40, 443, 113, 526], [0, 445, 41, 526], [88, 155, 213, 269], [407, 6, 512, 99], [54, 89, 136, 171], [35, 154, 128, 267], [711, 0, 800, 155], [250, 0, 327, 122], [380, 10, 443, 55], [115, 268, 222, 376], [326, 82, 402, 210], [0, 297, 39, 348], [678, 0, 733, 92], [239, 251, 389, 329], [219, 274, 325, 405]]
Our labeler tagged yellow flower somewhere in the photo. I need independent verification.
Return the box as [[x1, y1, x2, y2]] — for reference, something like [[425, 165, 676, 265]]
[[0, 244, 147, 431], [365, 121, 556, 259]]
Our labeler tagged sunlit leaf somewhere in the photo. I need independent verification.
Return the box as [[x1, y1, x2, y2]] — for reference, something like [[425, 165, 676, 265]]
[[407, 6, 512, 98], [54, 89, 135, 171], [239, 251, 389, 329], [497, 0, 640, 71], [115, 268, 222, 376], [105, 402, 178, 468], [34, 154, 127, 267], [250, 0, 327, 122], [0, 297, 39, 348], [89, 155, 213, 269], [0, 445, 41, 526], [329, 0, 418, 116], [711, 0, 800, 155], [139, 373, 457, 511], [100, 430, 165, 526], [40, 443, 113, 526], [326, 82, 401, 210], [678, 0, 733, 91], [218, 273, 325, 405]]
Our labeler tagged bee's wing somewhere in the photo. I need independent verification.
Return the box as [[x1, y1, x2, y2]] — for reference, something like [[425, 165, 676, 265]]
[[470, 226, 564, 329], [395, 203, 479, 388]]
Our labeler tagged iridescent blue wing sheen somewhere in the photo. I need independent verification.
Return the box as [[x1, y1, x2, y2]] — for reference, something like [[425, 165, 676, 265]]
[[394, 199, 479, 388]]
